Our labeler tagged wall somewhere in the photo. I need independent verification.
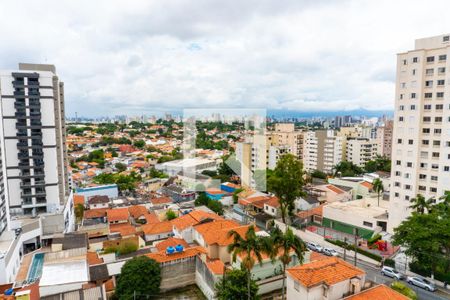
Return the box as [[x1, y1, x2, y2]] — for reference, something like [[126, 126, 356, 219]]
[[159, 257, 196, 291]]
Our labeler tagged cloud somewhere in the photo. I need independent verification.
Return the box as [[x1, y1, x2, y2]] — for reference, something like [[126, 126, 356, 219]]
[[1, 0, 449, 117]]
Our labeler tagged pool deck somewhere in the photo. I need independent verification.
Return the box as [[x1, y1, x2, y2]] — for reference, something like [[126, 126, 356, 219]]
[[15, 248, 49, 283]]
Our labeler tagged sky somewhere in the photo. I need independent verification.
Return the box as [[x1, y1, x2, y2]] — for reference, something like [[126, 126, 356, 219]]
[[1, 0, 450, 117]]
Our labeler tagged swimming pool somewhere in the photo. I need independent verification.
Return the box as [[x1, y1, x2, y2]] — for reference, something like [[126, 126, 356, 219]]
[[27, 253, 44, 281]]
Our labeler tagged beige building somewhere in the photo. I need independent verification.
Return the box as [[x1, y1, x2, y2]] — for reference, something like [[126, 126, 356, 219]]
[[303, 130, 344, 174], [346, 138, 380, 167], [388, 34, 450, 233], [376, 120, 394, 158], [268, 123, 304, 159]]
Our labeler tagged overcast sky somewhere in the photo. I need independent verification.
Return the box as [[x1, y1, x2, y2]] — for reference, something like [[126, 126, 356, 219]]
[[1, 0, 450, 117]]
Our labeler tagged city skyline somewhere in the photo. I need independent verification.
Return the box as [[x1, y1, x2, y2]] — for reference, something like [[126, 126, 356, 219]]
[[2, 1, 450, 117]]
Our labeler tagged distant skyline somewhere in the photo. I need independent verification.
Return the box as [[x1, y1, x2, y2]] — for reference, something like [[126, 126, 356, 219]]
[[2, 1, 450, 116]]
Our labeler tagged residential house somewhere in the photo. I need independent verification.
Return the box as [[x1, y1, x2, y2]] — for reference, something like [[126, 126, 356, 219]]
[[142, 221, 173, 243], [343, 284, 409, 300], [106, 208, 129, 224], [286, 257, 365, 300], [172, 210, 223, 243], [87, 196, 110, 210]]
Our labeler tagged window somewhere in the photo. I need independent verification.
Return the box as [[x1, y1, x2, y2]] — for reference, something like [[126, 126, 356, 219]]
[[432, 164, 439, 169], [438, 79, 445, 86], [419, 174, 427, 179], [400, 94, 404, 100], [426, 68, 434, 75], [444, 166, 450, 172], [408, 139, 414, 145], [401, 82, 406, 88], [395, 171, 401, 176], [399, 116, 404, 122], [436, 104, 444, 110], [394, 192, 399, 197], [420, 163, 427, 168], [423, 116, 431, 122], [419, 186, 426, 191], [405, 195, 410, 201], [425, 80, 433, 87], [427, 56, 435, 63], [412, 69, 416, 75], [437, 92, 444, 98], [438, 67, 446, 74], [432, 152, 440, 158], [435, 117, 443, 122], [431, 176, 438, 181], [413, 57, 419, 62], [397, 139, 403, 144], [294, 280, 299, 291], [410, 105, 416, 110], [411, 93, 416, 99], [422, 140, 429, 145], [396, 160, 401, 166], [439, 54, 447, 61], [405, 184, 411, 190], [399, 105, 404, 111], [424, 104, 432, 110], [433, 140, 441, 146], [363, 221, 373, 227], [444, 36, 450, 42], [402, 59, 407, 65], [407, 162, 413, 167], [394, 182, 400, 187], [430, 187, 437, 193], [446, 141, 450, 147], [423, 128, 430, 133], [434, 128, 442, 134]]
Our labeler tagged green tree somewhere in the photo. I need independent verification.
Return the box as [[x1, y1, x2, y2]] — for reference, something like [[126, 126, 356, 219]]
[[195, 192, 209, 206], [133, 139, 146, 149], [165, 209, 177, 220], [228, 225, 266, 300], [372, 178, 384, 207], [115, 256, 161, 299], [267, 154, 305, 224], [391, 281, 417, 300], [271, 227, 306, 300], [332, 161, 363, 177], [215, 268, 259, 300], [409, 194, 434, 214], [207, 199, 224, 215], [74, 204, 84, 224], [115, 162, 127, 172]]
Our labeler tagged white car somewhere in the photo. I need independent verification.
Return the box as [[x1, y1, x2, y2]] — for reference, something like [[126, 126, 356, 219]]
[[381, 266, 404, 280], [407, 276, 436, 292], [323, 248, 339, 256], [306, 242, 323, 252]]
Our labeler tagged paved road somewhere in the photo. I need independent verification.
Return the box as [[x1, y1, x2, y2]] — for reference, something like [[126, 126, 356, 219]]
[[342, 257, 450, 300]]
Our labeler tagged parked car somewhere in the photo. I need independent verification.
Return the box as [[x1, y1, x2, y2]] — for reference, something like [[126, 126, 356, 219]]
[[381, 266, 404, 280], [323, 248, 339, 256], [306, 242, 323, 252], [407, 276, 436, 292]]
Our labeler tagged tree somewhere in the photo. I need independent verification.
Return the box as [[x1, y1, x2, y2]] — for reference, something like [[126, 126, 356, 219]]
[[133, 139, 146, 149], [271, 227, 306, 300], [228, 226, 266, 300], [115, 162, 127, 172], [207, 199, 224, 215], [195, 192, 209, 206], [115, 256, 161, 299], [372, 178, 384, 207], [409, 194, 434, 214], [165, 209, 177, 220], [267, 154, 305, 224], [215, 268, 259, 300], [74, 204, 84, 224], [332, 161, 363, 177], [391, 281, 417, 300]]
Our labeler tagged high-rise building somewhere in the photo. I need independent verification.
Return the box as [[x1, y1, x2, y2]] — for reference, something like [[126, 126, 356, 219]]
[[388, 34, 450, 233], [268, 123, 304, 159], [376, 120, 394, 158], [346, 138, 380, 167], [0, 63, 69, 223], [303, 130, 343, 174]]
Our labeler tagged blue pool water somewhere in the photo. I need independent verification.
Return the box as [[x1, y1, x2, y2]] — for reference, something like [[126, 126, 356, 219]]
[[27, 253, 45, 281]]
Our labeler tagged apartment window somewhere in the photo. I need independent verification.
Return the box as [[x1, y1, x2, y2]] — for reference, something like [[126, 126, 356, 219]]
[[410, 105, 416, 110], [435, 128, 442, 134], [399, 116, 404, 122], [439, 54, 447, 61], [420, 162, 427, 168], [413, 57, 419, 62], [397, 139, 403, 144], [448, 154, 450, 159], [394, 182, 400, 187], [412, 69, 416, 75], [431, 176, 438, 181], [422, 140, 429, 145], [424, 104, 432, 110], [419, 186, 427, 191], [394, 192, 399, 197], [396, 160, 401, 166], [403, 59, 407, 65], [423, 128, 430, 133], [438, 79, 445, 86], [405, 184, 411, 190], [437, 92, 444, 98], [432, 152, 440, 158], [404, 173, 411, 179], [427, 56, 435, 63], [426, 68, 434, 75], [401, 82, 406, 88], [444, 36, 450, 42], [433, 140, 440, 146], [419, 174, 427, 180], [438, 67, 446, 74], [399, 105, 404, 111], [436, 104, 444, 110], [424, 93, 433, 99], [411, 93, 416, 99], [432, 164, 439, 169], [446, 141, 450, 147], [430, 187, 437, 193], [425, 80, 433, 87], [408, 139, 414, 145], [400, 94, 404, 100], [435, 117, 443, 122], [405, 195, 410, 201], [363, 221, 373, 227], [423, 116, 431, 122], [395, 171, 401, 176], [444, 166, 450, 172], [407, 162, 413, 167]]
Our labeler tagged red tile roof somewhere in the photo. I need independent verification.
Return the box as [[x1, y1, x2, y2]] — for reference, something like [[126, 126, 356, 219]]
[[83, 208, 108, 219], [106, 208, 129, 223], [146, 246, 207, 263], [194, 220, 241, 245], [172, 210, 223, 231], [287, 257, 365, 288], [344, 284, 409, 300], [109, 223, 136, 237], [150, 197, 172, 205], [361, 181, 373, 190], [128, 205, 148, 219], [86, 252, 104, 266], [207, 259, 225, 275], [296, 205, 324, 219], [155, 237, 189, 252], [142, 221, 173, 235], [326, 184, 345, 194], [145, 212, 160, 224]]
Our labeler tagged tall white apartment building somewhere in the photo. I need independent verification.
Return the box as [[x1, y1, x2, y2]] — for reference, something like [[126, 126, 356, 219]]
[[0, 64, 69, 221], [346, 138, 380, 167], [268, 123, 304, 159], [303, 130, 343, 174], [388, 34, 450, 233]]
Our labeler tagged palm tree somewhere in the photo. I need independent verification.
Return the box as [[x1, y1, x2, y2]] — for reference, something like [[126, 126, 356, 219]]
[[270, 226, 306, 300], [409, 194, 434, 214], [372, 178, 384, 207], [227, 225, 265, 300]]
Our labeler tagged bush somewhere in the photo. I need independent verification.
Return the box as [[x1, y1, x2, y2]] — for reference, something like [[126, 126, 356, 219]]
[[384, 258, 396, 268], [367, 233, 382, 246], [410, 261, 450, 282], [325, 238, 384, 262], [391, 281, 417, 299]]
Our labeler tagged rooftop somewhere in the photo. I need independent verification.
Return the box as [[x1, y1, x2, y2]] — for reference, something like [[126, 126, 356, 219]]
[[343, 284, 409, 300]]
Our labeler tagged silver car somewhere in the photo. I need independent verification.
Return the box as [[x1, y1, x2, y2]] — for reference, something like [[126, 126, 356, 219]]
[[407, 276, 436, 292], [381, 266, 404, 280], [323, 247, 339, 256], [306, 242, 323, 252]]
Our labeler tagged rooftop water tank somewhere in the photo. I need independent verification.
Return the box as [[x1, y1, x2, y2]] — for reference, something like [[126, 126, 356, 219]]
[[166, 246, 175, 254], [175, 244, 184, 252], [4, 288, 13, 296]]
